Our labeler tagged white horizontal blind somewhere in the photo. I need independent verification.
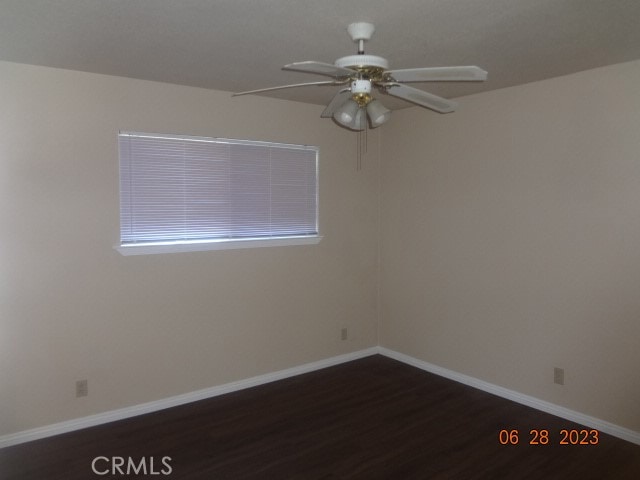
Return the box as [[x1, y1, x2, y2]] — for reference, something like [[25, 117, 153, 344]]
[[119, 132, 318, 245]]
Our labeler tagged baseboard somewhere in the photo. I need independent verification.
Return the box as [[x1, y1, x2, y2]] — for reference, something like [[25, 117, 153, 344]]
[[3, 346, 639, 449], [0, 347, 379, 449], [377, 347, 640, 446]]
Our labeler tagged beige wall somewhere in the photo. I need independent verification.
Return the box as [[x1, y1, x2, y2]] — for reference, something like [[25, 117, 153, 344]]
[[0, 61, 379, 435], [380, 60, 640, 431]]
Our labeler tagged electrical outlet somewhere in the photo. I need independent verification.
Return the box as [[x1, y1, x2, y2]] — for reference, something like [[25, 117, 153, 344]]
[[341, 328, 348, 341], [76, 379, 88, 397], [554, 367, 564, 385]]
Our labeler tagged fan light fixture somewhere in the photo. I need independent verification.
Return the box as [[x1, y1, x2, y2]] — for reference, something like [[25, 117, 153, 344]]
[[332, 78, 390, 130], [333, 100, 391, 130]]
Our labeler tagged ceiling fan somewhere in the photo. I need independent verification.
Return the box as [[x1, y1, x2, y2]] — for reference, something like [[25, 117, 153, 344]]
[[233, 22, 487, 130]]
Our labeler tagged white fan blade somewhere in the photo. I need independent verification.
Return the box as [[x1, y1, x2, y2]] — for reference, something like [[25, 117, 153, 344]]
[[321, 89, 352, 118], [387, 66, 488, 82], [283, 61, 355, 79], [232, 80, 339, 97], [386, 83, 458, 113]]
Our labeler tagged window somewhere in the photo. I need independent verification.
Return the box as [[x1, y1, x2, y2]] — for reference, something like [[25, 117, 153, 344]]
[[117, 132, 320, 255]]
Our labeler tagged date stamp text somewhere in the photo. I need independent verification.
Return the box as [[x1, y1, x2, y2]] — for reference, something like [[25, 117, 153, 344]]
[[498, 429, 599, 446]]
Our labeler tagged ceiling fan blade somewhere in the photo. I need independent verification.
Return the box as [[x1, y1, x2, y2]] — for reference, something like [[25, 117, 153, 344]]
[[283, 61, 355, 79], [387, 66, 488, 83], [232, 80, 340, 97], [321, 89, 352, 118], [386, 83, 458, 113]]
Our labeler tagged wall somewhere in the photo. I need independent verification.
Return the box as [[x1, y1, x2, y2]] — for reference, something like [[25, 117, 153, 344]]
[[0, 61, 379, 435], [4, 56, 640, 439], [380, 60, 640, 432]]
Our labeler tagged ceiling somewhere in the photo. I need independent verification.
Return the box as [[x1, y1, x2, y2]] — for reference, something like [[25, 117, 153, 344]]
[[2, 0, 639, 111]]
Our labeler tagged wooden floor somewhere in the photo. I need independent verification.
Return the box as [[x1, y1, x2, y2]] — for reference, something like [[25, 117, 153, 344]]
[[1, 355, 639, 479]]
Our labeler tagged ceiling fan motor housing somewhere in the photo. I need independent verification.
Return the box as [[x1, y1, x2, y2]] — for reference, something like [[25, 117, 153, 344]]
[[335, 55, 389, 71]]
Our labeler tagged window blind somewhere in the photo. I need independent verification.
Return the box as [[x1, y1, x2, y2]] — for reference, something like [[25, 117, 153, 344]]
[[119, 132, 318, 246]]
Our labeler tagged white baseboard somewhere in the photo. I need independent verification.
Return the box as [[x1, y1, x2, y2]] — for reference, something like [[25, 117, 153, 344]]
[[378, 347, 640, 446], [0, 348, 378, 449], [2, 346, 639, 449]]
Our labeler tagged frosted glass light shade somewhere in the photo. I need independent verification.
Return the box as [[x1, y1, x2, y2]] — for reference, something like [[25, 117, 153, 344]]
[[366, 100, 391, 127], [351, 107, 366, 131], [333, 99, 360, 126]]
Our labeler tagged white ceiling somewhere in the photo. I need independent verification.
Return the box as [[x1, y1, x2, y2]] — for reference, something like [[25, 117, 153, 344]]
[[2, 0, 639, 110]]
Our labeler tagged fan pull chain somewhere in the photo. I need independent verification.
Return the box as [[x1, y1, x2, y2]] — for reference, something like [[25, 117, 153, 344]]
[[356, 114, 368, 171], [356, 131, 360, 171]]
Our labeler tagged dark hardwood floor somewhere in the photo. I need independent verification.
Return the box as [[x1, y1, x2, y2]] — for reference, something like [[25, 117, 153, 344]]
[[1, 355, 639, 479]]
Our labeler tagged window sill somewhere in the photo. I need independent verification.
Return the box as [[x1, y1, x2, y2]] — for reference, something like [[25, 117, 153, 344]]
[[115, 236, 323, 256]]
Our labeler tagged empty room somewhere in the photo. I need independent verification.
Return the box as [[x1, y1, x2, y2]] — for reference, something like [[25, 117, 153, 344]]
[[1, 1, 640, 478]]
